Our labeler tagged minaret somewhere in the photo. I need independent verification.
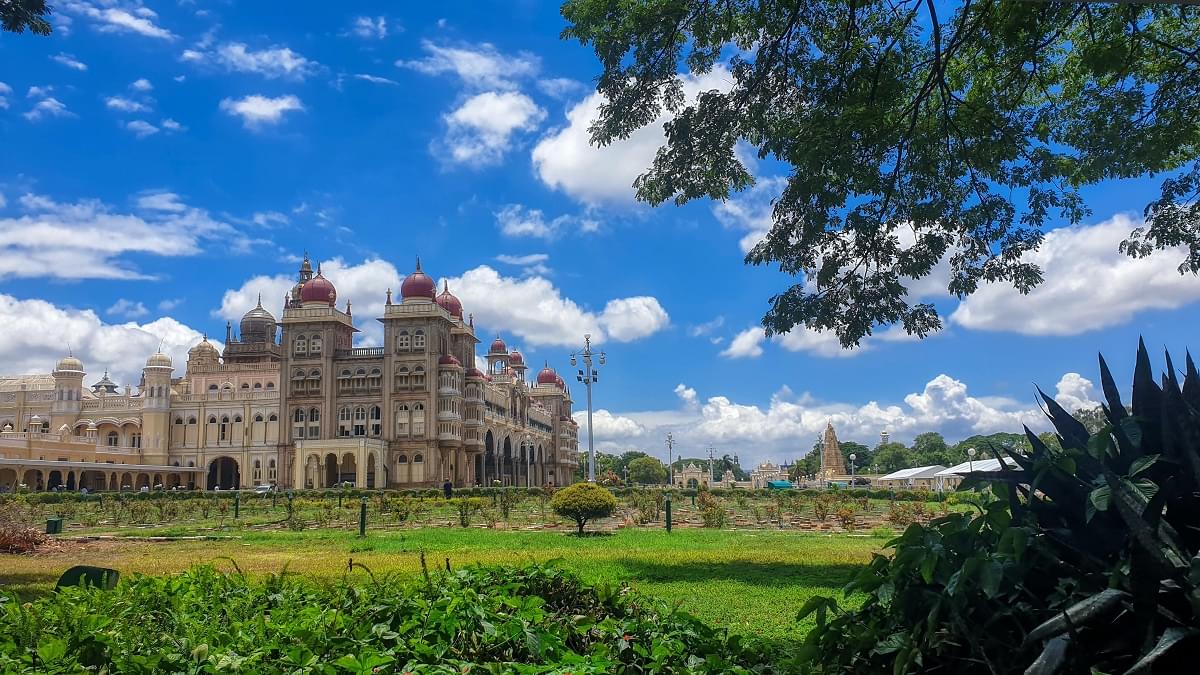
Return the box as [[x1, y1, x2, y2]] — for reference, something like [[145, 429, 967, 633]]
[[50, 351, 85, 431], [141, 351, 174, 462]]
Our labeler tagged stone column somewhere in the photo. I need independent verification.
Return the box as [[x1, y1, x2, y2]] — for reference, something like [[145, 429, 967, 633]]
[[356, 444, 367, 488]]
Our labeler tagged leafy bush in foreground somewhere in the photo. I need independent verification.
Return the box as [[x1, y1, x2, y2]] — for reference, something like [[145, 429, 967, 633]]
[[799, 341, 1200, 673], [0, 562, 778, 673], [551, 482, 618, 534]]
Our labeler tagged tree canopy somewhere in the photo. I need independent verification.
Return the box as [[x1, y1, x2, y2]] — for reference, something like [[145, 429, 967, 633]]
[[1, 0, 52, 35], [562, 1, 1200, 345]]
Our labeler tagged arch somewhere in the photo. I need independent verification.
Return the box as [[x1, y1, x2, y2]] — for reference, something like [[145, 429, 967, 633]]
[[325, 453, 338, 487], [502, 436, 513, 487], [266, 382, 275, 390], [106, 430, 119, 447], [366, 451, 378, 488], [254, 382, 262, 389], [340, 452, 357, 486], [240, 383, 250, 389], [207, 457, 240, 490]]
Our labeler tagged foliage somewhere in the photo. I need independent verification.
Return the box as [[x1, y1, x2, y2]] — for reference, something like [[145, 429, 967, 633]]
[[0, 523, 45, 554], [0, 562, 780, 673], [562, 1, 1200, 346], [833, 506, 857, 532], [800, 341, 1200, 673], [495, 488, 522, 521], [697, 491, 728, 528], [0, 0, 51, 35], [627, 456, 668, 485], [451, 497, 483, 528], [628, 490, 665, 525], [551, 483, 618, 535]]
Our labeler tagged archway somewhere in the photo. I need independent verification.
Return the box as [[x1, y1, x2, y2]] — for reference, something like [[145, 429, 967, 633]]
[[340, 453, 357, 486], [0, 468, 16, 491], [502, 436, 513, 486], [482, 430, 495, 485], [207, 457, 240, 490], [324, 453, 338, 487], [120, 472, 133, 490], [47, 470, 63, 490]]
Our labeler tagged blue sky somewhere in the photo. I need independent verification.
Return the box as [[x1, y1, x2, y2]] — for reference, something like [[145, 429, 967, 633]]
[[2, 1, 1199, 467]]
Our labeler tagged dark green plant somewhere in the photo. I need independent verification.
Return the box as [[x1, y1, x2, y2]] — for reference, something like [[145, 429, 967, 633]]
[[800, 341, 1200, 673], [551, 483, 618, 535]]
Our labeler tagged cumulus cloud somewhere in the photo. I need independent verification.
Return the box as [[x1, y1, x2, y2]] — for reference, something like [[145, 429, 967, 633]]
[[723, 323, 917, 360], [495, 253, 549, 266], [441, 91, 545, 166], [183, 42, 317, 80], [0, 81, 10, 109], [537, 77, 586, 100], [0, 191, 246, 280], [599, 297, 670, 341], [23, 97, 73, 121], [573, 409, 647, 440], [348, 16, 389, 39], [106, 96, 150, 113], [713, 176, 787, 254], [583, 373, 1098, 467], [219, 94, 304, 128], [952, 214, 1200, 335], [532, 67, 733, 206], [494, 204, 596, 239], [397, 40, 539, 90], [125, 120, 158, 138], [61, 1, 176, 40], [106, 298, 149, 318], [0, 293, 204, 386], [160, 118, 184, 132], [720, 328, 765, 359], [130, 78, 153, 92], [51, 52, 88, 71]]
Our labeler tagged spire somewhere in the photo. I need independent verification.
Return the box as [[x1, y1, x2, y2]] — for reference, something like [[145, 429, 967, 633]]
[[255, 292, 263, 308], [385, 288, 393, 305], [346, 300, 352, 315], [225, 321, 232, 344], [415, 255, 422, 272], [316, 261, 323, 276], [443, 279, 449, 293]]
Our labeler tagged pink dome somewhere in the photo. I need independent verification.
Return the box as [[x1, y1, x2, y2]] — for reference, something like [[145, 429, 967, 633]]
[[438, 353, 461, 367], [466, 367, 484, 379], [401, 259, 436, 300], [536, 363, 557, 385], [300, 271, 336, 305], [509, 350, 524, 366], [489, 336, 507, 354], [436, 280, 463, 318], [555, 375, 565, 389]]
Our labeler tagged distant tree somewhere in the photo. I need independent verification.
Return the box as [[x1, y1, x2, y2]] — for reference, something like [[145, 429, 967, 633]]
[[562, 1, 1200, 346], [790, 451, 820, 480], [551, 483, 619, 535], [627, 456, 668, 485], [873, 442, 912, 473], [2, 0, 52, 35], [911, 432, 951, 465], [1072, 405, 1111, 434], [1036, 431, 1063, 452], [840, 441, 872, 471]]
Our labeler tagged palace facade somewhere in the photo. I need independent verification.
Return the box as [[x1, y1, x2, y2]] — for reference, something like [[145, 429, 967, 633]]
[[0, 256, 580, 492]]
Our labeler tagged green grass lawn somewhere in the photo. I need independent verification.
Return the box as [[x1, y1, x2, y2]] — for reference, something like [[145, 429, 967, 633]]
[[1, 528, 886, 639]]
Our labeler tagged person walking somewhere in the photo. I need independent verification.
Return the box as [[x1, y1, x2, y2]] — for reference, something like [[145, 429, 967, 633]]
[[442, 479, 453, 500]]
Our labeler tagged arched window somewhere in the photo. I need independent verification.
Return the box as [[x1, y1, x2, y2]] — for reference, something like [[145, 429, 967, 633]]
[[308, 407, 321, 438], [254, 414, 264, 423], [188, 416, 197, 425], [219, 416, 229, 441], [106, 430, 119, 447], [234, 415, 243, 423], [413, 330, 426, 350], [268, 413, 277, 421], [395, 366, 410, 390], [253, 382, 262, 389], [412, 403, 426, 437], [396, 331, 410, 351], [413, 453, 424, 464], [130, 432, 141, 448], [293, 408, 306, 439], [253, 459, 262, 481], [352, 406, 367, 436], [397, 454, 409, 464], [241, 383, 250, 389], [368, 368, 382, 390], [309, 369, 321, 394], [369, 405, 382, 437], [294, 336, 307, 356], [309, 335, 322, 355], [268, 458, 277, 481], [208, 384, 218, 391], [208, 415, 217, 424], [174, 417, 183, 425], [395, 404, 409, 437], [338, 406, 352, 437], [412, 367, 426, 389], [266, 382, 275, 390]]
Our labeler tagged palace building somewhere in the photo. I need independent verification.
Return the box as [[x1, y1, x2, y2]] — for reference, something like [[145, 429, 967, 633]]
[[0, 256, 580, 492]]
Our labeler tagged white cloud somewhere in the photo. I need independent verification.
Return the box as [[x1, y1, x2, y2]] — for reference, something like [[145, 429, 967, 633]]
[[24, 97, 73, 121], [107, 298, 149, 318], [158, 298, 183, 312], [573, 409, 648, 439], [688, 315, 725, 338], [494, 204, 592, 239], [713, 176, 787, 253], [160, 118, 184, 132], [0, 191, 243, 280], [349, 16, 389, 39], [774, 326, 868, 359], [446, 265, 669, 346], [51, 52, 88, 71], [354, 73, 398, 85], [532, 67, 733, 206], [398, 40, 539, 90], [441, 91, 545, 166], [125, 120, 158, 138], [674, 383, 698, 408], [252, 211, 288, 227], [537, 77, 586, 99], [0, 293, 204, 386], [952, 214, 1200, 335], [1050, 373, 1099, 413], [0, 81, 10, 109], [495, 253, 549, 266], [184, 42, 317, 80], [61, 1, 175, 40], [219, 94, 303, 128], [106, 96, 149, 113], [27, 85, 52, 99], [721, 327, 765, 359], [130, 78, 153, 92]]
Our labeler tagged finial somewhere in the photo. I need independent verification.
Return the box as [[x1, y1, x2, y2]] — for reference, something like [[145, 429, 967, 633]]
[[346, 300, 352, 315], [202, 332, 207, 341], [415, 255, 422, 272], [468, 313, 473, 328], [256, 292, 263, 307], [385, 288, 393, 305], [443, 279, 449, 292], [316, 261, 322, 275]]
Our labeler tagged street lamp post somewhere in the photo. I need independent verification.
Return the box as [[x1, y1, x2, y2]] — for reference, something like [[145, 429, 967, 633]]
[[849, 453, 857, 487], [665, 432, 674, 488], [571, 334, 606, 483], [967, 447, 977, 474]]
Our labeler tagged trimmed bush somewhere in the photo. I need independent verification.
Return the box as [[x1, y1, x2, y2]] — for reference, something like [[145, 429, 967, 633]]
[[551, 483, 618, 534]]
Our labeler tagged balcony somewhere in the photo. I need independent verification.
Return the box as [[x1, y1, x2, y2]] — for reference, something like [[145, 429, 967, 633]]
[[335, 347, 385, 358]]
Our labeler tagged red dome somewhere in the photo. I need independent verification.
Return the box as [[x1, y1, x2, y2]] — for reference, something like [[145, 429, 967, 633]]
[[489, 336, 507, 354], [555, 375, 565, 389], [466, 367, 484, 379], [401, 259, 436, 300], [509, 350, 524, 366], [300, 271, 336, 305], [536, 363, 557, 384], [438, 353, 461, 367], [436, 281, 462, 318]]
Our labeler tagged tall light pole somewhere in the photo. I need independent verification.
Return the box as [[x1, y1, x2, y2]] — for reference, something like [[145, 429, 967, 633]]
[[967, 447, 977, 474], [665, 432, 675, 488], [571, 334, 605, 483], [849, 453, 857, 487]]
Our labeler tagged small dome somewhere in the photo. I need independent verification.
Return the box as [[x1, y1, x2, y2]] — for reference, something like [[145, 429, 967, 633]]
[[555, 374, 565, 389], [401, 258, 436, 300], [536, 363, 557, 385], [489, 336, 507, 354], [55, 354, 84, 373], [189, 338, 218, 358], [300, 268, 337, 305], [438, 354, 461, 367], [145, 351, 173, 369], [239, 294, 277, 341], [509, 350, 524, 366], [435, 280, 463, 318], [466, 367, 484, 379], [87, 421, 97, 430]]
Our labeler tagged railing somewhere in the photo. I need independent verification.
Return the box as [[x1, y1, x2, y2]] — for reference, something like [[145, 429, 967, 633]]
[[80, 398, 144, 411], [174, 391, 280, 403], [189, 362, 280, 373], [335, 347, 385, 358]]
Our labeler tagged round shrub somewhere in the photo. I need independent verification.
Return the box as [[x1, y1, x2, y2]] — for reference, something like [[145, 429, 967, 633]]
[[550, 482, 618, 535]]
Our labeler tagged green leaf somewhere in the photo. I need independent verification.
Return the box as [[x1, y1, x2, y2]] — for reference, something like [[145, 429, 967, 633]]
[[36, 638, 67, 664], [979, 561, 1003, 598], [1129, 454, 1159, 477], [1088, 485, 1111, 521], [1126, 628, 1199, 675], [1025, 636, 1069, 675]]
